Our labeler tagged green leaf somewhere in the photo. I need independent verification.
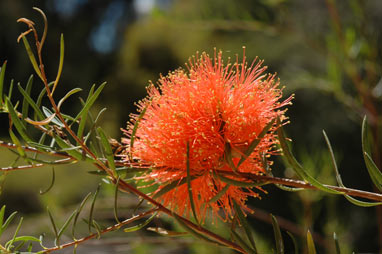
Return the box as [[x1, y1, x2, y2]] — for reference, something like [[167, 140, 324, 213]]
[[5, 97, 32, 142], [215, 172, 265, 188], [21, 75, 34, 118], [17, 82, 45, 121], [361, 116, 382, 191], [92, 220, 102, 239], [9, 129, 26, 158], [0, 205, 5, 236], [333, 232, 341, 254], [52, 34, 64, 95], [186, 142, 198, 223], [173, 212, 221, 245], [286, 231, 298, 254], [55, 209, 77, 246], [323, 130, 382, 207], [7, 79, 14, 102], [124, 212, 157, 232], [39, 167, 55, 195], [89, 184, 101, 233], [237, 119, 274, 168], [57, 88, 82, 109], [233, 200, 257, 252], [147, 227, 188, 237], [73, 82, 106, 123], [5, 217, 23, 250], [129, 102, 149, 159], [277, 124, 342, 195], [35, 82, 53, 120], [153, 176, 196, 199], [231, 229, 257, 254], [224, 143, 239, 173], [53, 134, 94, 163], [0, 211, 18, 238], [47, 208, 58, 243], [306, 230, 317, 254], [114, 177, 121, 223], [97, 127, 116, 175], [42, 107, 64, 127], [270, 214, 284, 254], [20, 36, 43, 81], [209, 184, 230, 203], [10, 236, 40, 243], [0, 61, 6, 105], [72, 192, 92, 239]]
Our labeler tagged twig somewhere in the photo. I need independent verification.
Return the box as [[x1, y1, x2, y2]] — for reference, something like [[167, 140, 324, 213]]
[[42, 208, 159, 253], [217, 170, 382, 202]]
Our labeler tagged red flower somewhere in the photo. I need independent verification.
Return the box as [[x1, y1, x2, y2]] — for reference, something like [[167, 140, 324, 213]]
[[122, 49, 292, 221]]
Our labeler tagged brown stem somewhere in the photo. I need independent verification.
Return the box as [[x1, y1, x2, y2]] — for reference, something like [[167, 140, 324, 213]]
[[42, 208, 159, 253], [217, 170, 382, 202]]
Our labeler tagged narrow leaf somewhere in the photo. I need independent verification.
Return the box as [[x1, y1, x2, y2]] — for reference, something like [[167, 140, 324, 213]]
[[6, 217, 23, 250], [42, 107, 64, 127], [0, 205, 5, 237], [92, 220, 102, 239], [324, 131, 382, 206], [286, 231, 298, 254], [1, 211, 18, 236], [11, 236, 40, 243], [147, 227, 188, 237], [52, 34, 64, 95], [224, 143, 239, 173], [57, 88, 82, 110], [333, 232, 341, 254], [277, 124, 342, 194], [233, 200, 257, 252], [306, 230, 317, 254], [5, 97, 31, 142], [231, 229, 257, 254], [364, 152, 382, 191], [21, 75, 33, 118], [114, 177, 121, 223], [0, 61, 6, 105], [186, 142, 198, 223], [47, 208, 58, 243], [361, 116, 382, 191], [97, 127, 116, 175], [72, 192, 92, 239], [73, 82, 106, 123], [124, 212, 157, 232], [270, 214, 284, 254], [20, 36, 43, 81], [54, 134, 94, 163], [17, 82, 44, 120], [7, 79, 14, 101], [56, 210, 77, 246], [237, 119, 274, 168], [25, 112, 56, 126], [39, 167, 55, 195], [89, 184, 101, 233], [209, 184, 230, 203], [9, 129, 26, 158], [173, 212, 221, 245], [35, 82, 53, 120], [153, 176, 196, 199], [215, 172, 265, 188], [130, 103, 149, 159]]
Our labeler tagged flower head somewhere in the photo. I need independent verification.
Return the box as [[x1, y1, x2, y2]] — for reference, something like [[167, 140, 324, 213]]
[[122, 48, 292, 221]]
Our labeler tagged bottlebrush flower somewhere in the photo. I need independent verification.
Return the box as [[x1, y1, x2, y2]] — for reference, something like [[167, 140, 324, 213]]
[[122, 48, 292, 221]]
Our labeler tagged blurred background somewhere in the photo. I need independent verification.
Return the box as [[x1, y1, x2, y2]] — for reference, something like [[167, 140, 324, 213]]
[[0, 0, 382, 253]]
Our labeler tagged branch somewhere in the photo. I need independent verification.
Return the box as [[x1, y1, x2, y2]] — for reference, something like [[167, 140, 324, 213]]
[[217, 170, 382, 202], [42, 208, 159, 253]]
